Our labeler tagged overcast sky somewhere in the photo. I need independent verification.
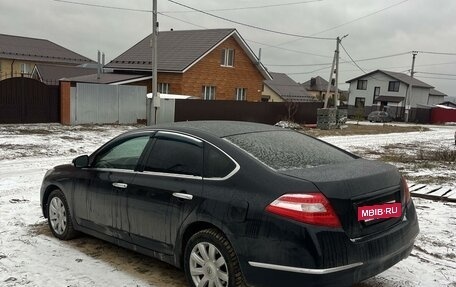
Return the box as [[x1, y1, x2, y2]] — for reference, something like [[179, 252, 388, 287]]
[[1, 0, 455, 95]]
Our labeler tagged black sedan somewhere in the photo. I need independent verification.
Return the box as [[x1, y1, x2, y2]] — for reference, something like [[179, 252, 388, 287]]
[[40, 121, 419, 287]]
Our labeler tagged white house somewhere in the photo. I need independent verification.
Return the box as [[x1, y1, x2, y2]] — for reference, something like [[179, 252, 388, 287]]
[[346, 70, 446, 120]]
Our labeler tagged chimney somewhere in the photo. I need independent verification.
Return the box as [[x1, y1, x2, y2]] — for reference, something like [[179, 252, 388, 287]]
[[310, 77, 316, 87], [97, 50, 101, 79], [102, 52, 105, 74]]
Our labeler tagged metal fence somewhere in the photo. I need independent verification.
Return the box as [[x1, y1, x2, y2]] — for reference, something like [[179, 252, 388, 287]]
[[172, 100, 323, 124], [70, 83, 147, 125], [0, 77, 59, 124]]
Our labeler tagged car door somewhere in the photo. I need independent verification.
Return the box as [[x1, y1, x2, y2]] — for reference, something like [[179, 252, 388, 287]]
[[73, 134, 151, 240], [127, 131, 204, 255]]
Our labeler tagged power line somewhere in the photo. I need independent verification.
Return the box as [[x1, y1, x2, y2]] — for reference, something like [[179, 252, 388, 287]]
[[162, 0, 323, 13], [313, 0, 409, 36], [416, 71, 456, 77], [266, 62, 334, 67], [416, 76, 456, 81], [167, 0, 336, 41], [52, 0, 337, 58], [53, 0, 151, 12], [286, 65, 333, 75], [245, 39, 334, 58], [417, 51, 456, 56], [265, 51, 411, 66], [339, 42, 368, 74], [276, 0, 409, 47], [159, 12, 207, 29]]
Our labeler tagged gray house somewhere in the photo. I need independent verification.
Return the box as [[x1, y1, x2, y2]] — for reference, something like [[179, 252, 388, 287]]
[[346, 70, 446, 120]]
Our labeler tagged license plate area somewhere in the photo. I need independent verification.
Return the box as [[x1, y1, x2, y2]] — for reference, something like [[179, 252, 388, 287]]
[[358, 202, 402, 222]]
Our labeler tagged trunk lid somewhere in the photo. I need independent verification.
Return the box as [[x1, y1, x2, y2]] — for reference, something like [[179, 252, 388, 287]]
[[279, 159, 404, 239]]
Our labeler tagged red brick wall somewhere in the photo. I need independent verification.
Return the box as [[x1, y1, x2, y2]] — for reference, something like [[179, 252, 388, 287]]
[[180, 37, 265, 101], [60, 81, 71, 125], [130, 73, 183, 94]]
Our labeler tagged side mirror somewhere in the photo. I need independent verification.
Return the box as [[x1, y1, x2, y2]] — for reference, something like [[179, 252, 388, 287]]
[[73, 155, 89, 168]]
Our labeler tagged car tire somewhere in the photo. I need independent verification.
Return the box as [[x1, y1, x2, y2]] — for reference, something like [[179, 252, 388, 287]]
[[184, 228, 246, 287], [47, 189, 77, 240]]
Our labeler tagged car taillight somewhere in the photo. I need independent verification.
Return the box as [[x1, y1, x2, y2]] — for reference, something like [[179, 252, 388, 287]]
[[402, 176, 411, 204], [266, 193, 341, 228]]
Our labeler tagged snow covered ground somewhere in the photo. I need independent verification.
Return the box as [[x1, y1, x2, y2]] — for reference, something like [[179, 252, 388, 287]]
[[0, 123, 455, 287]]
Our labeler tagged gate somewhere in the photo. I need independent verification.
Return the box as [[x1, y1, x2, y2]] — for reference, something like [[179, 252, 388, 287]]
[[0, 77, 59, 123]]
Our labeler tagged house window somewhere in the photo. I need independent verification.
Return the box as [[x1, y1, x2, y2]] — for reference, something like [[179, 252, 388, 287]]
[[357, 80, 367, 90], [355, 97, 365, 108], [388, 81, 400, 92], [158, 83, 169, 94], [235, 88, 246, 101], [202, 86, 216, 100], [20, 63, 29, 74], [221, 49, 235, 67]]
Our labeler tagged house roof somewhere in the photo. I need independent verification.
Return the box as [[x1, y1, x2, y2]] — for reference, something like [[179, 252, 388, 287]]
[[0, 34, 93, 65], [33, 64, 97, 84], [346, 70, 434, 88], [301, 76, 338, 92], [105, 28, 271, 79], [62, 73, 151, 85], [264, 72, 316, 102], [429, 88, 447, 97]]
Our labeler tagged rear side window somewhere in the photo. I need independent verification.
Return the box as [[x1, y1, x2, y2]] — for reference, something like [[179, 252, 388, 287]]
[[144, 137, 203, 176], [226, 131, 355, 170], [204, 144, 236, 178]]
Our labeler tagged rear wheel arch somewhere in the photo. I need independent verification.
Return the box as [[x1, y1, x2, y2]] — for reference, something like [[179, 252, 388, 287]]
[[179, 221, 229, 268], [183, 227, 246, 287]]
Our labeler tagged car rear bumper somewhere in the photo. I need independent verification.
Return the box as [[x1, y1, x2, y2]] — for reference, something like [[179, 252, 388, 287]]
[[242, 242, 414, 287], [236, 202, 419, 287]]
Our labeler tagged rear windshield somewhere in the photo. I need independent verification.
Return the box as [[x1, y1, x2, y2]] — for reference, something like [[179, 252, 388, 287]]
[[225, 130, 355, 170]]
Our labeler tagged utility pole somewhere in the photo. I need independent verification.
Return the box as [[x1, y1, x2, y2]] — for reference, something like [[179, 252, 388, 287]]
[[323, 44, 336, 108], [324, 35, 347, 108], [405, 51, 417, 122], [334, 34, 348, 108], [147, 0, 158, 126]]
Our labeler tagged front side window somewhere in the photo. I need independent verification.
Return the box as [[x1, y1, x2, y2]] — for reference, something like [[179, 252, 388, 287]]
[[357, 80, 367, 90], [388, 81, 400, 92], [93, 136, 150, 170], [144, 136, 203, 176], [158, 83, 170, 94], [221, 48, 235, 67], [235, 88, 247, 101], [203, 86, 216, 100]]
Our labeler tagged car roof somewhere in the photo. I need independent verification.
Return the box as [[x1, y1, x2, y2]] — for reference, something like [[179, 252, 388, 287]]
[[132, 121, 285, 138]]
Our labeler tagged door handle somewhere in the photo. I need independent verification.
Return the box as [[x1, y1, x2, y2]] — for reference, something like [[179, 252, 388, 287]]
[[112, 182, 128, 189], [172, 192, 193, 200]]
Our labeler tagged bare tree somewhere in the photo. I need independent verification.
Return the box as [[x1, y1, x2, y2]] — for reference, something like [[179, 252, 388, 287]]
[[284, 99, 299, 123]]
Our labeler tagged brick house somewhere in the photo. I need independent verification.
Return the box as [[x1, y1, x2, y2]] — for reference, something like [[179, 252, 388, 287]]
[[104, 28, 271, 101]]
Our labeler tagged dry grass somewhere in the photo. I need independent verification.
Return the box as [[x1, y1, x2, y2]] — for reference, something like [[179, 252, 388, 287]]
[[302, 124, 429, 137]]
